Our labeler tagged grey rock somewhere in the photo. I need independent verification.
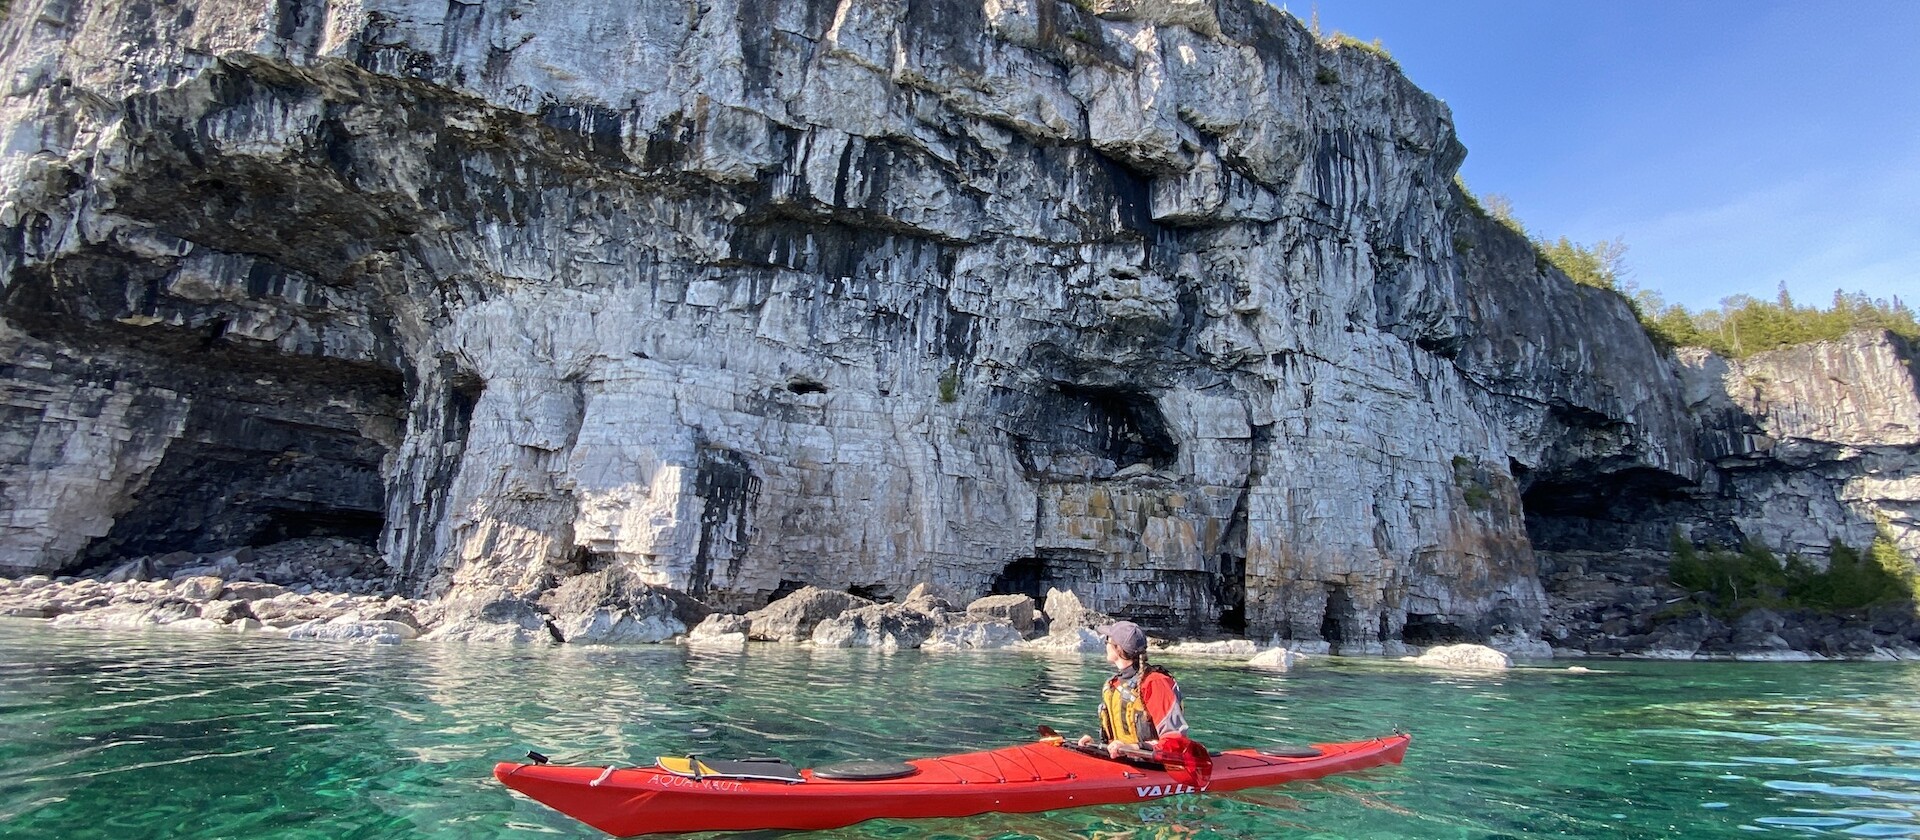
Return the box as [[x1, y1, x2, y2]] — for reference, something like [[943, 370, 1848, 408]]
[[690, 613, 750, 638], [1040, 589, 1111, 636], [747, 588, 874, 643], [810, 603, 937, 650], [199, 600, 256, 624], [174, 576, 225, 602], [966, 594, 1037, 636], [922, 620, 1025, 651]]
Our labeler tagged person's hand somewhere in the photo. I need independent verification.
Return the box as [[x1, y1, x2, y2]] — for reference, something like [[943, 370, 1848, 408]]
[[1106, 741, 1124, 759], [1077, 734, 1094, 747]]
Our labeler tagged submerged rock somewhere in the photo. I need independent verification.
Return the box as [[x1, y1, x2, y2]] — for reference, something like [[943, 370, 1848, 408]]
[[1405, 644, 1511, 671]]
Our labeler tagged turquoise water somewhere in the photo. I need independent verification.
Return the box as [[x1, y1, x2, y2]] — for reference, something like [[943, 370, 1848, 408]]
[[2, 620, 1918, 839]]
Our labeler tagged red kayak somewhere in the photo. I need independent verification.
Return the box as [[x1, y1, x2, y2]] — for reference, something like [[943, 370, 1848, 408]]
[[495, 732, 1410, 836]]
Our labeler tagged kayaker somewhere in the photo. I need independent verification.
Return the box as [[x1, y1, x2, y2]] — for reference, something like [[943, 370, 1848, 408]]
[[1078, 620, 1188, 759]]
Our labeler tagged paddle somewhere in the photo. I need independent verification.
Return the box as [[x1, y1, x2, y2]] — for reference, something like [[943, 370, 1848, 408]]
[[1153, 732, 1213, 790], [1037, 726, 1212, 790]]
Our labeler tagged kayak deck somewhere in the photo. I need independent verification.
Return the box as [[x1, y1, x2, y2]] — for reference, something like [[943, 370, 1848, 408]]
[[495, 733, 1410, 837]]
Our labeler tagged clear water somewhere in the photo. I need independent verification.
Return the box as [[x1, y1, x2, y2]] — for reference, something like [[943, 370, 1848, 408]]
[[3, 619, 1918, 839]]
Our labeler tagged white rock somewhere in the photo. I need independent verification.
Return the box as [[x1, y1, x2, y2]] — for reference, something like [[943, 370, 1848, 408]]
[[1160, 639, 1257, 658], [922, 620, 1025, 651], [287, 619, 417, 645], [554, 609, 684, 645], [1247, 647, 1298, 671], [1021, 627, 1106, 654], [1405, 644, 1511, 671]]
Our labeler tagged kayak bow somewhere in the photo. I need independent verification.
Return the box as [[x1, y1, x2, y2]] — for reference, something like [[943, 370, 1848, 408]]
[[495, 732, 1410, 837]]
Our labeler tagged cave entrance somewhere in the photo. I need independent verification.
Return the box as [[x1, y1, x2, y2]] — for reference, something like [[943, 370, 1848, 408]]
[[989, 551, 1102, 604], [1402, 613, 1471, 646], [81, 401, 395, 566], [250, 508, 386, 546], [1215, 552, 1246, 634], [989, 558, 1048, 600], [1319, 584, 1357, 644]]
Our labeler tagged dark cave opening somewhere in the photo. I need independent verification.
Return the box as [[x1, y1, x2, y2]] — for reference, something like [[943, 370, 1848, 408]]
[[847, 583, 891, 602], [1402, 613, 1472, 646], [249, 507, 386, 546], [1216, 552, 1247, 634], [1521, 467, 1699, 552], [1319, 583, 1357, 644], [989, 557, 1048, 600]]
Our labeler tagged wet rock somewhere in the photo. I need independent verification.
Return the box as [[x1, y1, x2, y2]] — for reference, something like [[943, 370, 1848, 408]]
[[811, 603, 937, 650], [1405, 644, 1511, 671], [49, 598, 203, 631], [687, 613, 749, 647], [922, 620, 1025, 651], [1248, 647, 1300, 671], [1022, 627, 1107, 654], [419, 588, 554, 644], [199, 600, 256, 624], [540, 567, 707, 644], [747, 587, 873, 643], [1161, 639, 1257, 658], [287, 619, 416, 645], [966, 594, 1037, 637]]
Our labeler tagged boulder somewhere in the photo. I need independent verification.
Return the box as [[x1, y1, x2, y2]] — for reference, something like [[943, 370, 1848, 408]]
[[1405, 644, 1512, 671], [1040, 588, 1110, 636], [199, 600, 256, 624], [903, 582, 957, 615], [690, 613, 750, 638], [965, 594, 1037, 637], [1248, 647, 1300, 671], [104, 558, 154, 583], [811, 603, 936, 650], [921, 620, 1025, 651], [49, 598, 202, 631], [1486, 632, 1553, 659], [1022, 627, 1106, 654], [419, 587, 557, 644], [747, 587, 873, 643], [174, 576, 226, 602], [1161, 639, 1257, 658], [288, 619, 416, 645], [222, 582, 288, 601], [541, 567, 705, 644]]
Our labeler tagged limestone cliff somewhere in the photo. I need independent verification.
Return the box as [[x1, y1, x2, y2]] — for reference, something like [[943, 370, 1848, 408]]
[[1, 0, 1910, 650]]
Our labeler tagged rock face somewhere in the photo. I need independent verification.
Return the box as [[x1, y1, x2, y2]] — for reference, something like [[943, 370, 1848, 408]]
[[0, 0, 1912, 653]]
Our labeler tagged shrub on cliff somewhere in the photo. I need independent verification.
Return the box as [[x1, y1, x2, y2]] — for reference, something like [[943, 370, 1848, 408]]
[[1669, 530, 1917, 616]]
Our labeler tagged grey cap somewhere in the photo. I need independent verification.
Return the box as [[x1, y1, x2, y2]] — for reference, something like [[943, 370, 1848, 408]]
[[1100, 620, 1148, 656]]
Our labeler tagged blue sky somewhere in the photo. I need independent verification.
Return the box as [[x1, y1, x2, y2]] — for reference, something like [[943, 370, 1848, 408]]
[[1290, 1, 1920, 312]]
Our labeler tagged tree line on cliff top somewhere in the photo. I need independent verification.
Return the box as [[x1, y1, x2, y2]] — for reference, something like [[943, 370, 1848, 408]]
[[1461, 178, 1919, 359]]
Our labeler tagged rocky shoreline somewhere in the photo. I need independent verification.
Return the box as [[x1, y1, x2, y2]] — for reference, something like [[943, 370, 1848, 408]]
[[6, 542, 1917, 664]]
